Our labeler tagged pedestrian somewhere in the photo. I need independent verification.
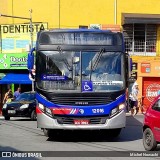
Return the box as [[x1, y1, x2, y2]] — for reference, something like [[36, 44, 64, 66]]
[[125, 88, 129, 112], [129, 82, 139, 116], [14, 87, 21, 99], [3, 89, 14, 104]]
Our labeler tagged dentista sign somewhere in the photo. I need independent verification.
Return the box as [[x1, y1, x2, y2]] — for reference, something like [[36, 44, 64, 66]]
[[0, 53, 28, 69], [0, 22, 48, 53], [1, 23, 45, 34]]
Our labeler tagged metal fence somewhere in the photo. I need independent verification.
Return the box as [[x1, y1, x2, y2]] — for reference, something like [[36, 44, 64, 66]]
[[125, 39, 156, 56]]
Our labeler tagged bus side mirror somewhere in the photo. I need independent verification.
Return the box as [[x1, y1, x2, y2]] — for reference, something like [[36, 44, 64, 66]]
[[125, 53, 132, 87], [27, 47, 35, 70], [129, 57, 132, 78]]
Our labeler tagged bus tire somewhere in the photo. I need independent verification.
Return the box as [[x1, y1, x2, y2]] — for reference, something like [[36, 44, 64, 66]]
[[31, 110, 37, 121], [110, 128, 122, 137], [4, 116, 10, 120], [43, 129, 54, 138], [43, 129, 50, 137], [43, 129, 60, 138]]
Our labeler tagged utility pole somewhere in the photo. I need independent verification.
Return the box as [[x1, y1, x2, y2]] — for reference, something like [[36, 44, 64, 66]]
[[29, 9, 33, 49], [114, 0, 117, 24], [29, 9, 34, 91]]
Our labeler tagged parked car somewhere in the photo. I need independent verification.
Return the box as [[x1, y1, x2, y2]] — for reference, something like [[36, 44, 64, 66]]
[[143, 95, 160, 151], [2, 91, 37, 121]]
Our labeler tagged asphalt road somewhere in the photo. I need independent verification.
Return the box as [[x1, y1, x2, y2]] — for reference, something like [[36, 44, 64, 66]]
[[0, 114, 159, 160]]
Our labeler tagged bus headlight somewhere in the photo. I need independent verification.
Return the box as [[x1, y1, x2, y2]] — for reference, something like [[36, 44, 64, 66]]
[[38, 103, 52, 117], [45, 107, 52, 116], [111, 103, 126, 116], [118, 103, 126, 110], [39, 103, 44, 111], [111, 107, 118, 116]]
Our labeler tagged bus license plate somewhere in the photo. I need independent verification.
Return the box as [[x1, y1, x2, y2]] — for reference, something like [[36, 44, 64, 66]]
[[74, 119, 89, 125], [8, 110, 16, 114]]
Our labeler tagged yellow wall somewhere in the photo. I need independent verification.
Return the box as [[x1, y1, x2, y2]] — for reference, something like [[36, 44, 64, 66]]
[[1, 0, 160, 28], [0, 0, 59, 27], [1, 0, 160, 107]]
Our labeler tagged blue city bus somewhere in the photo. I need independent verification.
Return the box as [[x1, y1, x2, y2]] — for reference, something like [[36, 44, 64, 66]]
[[28, 29, 131, 138]]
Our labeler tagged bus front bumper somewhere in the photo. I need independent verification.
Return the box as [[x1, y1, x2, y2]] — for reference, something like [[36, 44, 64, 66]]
[[37, 110, 126, 130]]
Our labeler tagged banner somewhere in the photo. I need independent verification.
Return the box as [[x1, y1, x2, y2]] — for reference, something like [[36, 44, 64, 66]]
[[0, 22, 48, 53]]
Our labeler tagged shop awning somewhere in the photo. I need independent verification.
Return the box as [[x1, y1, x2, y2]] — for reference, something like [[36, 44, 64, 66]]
[[0, 73, 32, 84], [122, 13, 160, 25]]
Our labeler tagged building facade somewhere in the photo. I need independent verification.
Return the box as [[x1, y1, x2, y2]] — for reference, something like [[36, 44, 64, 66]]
[[1, 0, 160, 109]]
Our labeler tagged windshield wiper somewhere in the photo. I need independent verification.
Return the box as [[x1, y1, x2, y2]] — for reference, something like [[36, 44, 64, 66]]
[[57, 46, 72, 71], [92, 48, 105, 71], [89, 48, 105, 80]]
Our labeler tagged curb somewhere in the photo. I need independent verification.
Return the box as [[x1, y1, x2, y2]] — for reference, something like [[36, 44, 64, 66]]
[[0, 116, 4, 119], [126, 112, 145, 116]]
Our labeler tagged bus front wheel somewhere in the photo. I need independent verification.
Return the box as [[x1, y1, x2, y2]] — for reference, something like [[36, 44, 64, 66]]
[[101, 128, 122, 138], [110, 128, 122, 137], [43, 129, 58, 138], [43, 129, 51, 137]]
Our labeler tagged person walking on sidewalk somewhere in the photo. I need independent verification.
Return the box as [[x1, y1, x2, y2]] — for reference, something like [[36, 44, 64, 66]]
[[3, 89, 14, 104], [129, 82, 139, 116]]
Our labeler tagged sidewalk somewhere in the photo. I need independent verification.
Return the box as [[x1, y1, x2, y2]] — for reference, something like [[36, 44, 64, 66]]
[[126, 111, 145, 116]]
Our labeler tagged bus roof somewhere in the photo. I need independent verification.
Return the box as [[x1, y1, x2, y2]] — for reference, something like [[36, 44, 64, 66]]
[[40, 28, 121, 34]]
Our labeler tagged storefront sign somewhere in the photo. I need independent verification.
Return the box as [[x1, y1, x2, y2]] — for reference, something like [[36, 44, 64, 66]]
[[129, 71, 137, 82], [101, 24, 120, 32], [89, 24, 101, 29], [132, 63, 138, 71], [0, 22, 48, 53], [141, 63, 151, 73], [0, 53, 28, 69], [146, 83, 160, 102], [129, 52, 156, 56]]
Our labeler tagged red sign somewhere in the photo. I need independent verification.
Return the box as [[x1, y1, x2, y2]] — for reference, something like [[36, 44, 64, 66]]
[[141, 63, 151, 73], [143, 77, 160, 112]]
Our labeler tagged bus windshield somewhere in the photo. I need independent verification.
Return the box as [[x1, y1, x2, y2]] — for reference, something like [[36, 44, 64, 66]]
[[36, 50, 125, 92]]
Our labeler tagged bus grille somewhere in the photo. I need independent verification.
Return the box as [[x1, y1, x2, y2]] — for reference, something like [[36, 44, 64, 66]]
[[55, 116, 109, 125], [50, 96, 112, 106]]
